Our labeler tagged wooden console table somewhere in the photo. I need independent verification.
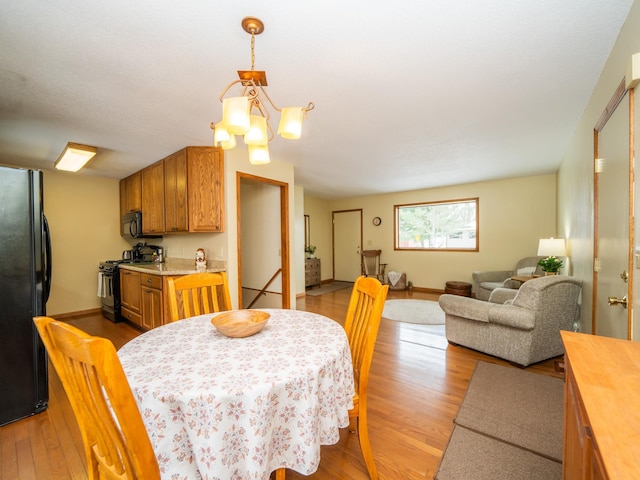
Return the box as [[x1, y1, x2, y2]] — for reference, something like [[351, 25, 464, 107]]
[[561, 331, 640, 479], [510, 275, 541, 284]]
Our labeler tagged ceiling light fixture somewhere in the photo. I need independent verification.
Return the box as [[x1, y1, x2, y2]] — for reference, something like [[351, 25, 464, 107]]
[[210, 17, 314, 165], [54, 142, 97, 172]]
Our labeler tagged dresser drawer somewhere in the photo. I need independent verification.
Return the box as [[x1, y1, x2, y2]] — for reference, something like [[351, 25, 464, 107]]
[[305, 258, 321, 287]]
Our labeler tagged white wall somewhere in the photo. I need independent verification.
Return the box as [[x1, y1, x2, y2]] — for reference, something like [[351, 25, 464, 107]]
[[558, 0, 640, 333], [222, 147, 298, 308], [41, 169, 130, 315], [303, 195, 334, 283], [306, 173, 557, 291]]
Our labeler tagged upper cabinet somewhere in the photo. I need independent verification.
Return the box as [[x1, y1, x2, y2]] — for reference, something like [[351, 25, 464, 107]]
[[141, 160, 165, 234], [187, 147, 224, 232], [119, 146, 224, 235], [120, 171, 142, 216], [164, 149, 188, 233]]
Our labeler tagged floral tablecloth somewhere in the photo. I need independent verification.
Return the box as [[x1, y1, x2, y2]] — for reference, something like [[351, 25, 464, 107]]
[[118, 309, 354, 480]]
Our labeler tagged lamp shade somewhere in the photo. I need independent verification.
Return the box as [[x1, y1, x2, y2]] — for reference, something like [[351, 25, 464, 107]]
[[222, 96, 251, 135], [248, 144, 270, 165], [244, 115, 268, 145], [537, 238, 566, 257], [213, 122, 230, 144], [54, 142, 97, 172], [214, 122, 237, 150], [277, 107, 303, 139]]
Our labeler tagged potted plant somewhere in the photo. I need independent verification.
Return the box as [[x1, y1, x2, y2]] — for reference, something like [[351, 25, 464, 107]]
[[538, 256, 564, 275], [305, 245, 316, 259]]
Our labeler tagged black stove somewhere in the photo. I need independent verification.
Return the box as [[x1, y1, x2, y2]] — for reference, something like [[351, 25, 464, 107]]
[[98, 259, 138, 322]]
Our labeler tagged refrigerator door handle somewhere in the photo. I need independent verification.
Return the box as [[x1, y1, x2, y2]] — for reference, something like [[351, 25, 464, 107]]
[[43, 215, 52, 303]]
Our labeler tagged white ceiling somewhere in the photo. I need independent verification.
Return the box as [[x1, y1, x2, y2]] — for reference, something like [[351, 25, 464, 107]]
[[0, 1, 633, 199]]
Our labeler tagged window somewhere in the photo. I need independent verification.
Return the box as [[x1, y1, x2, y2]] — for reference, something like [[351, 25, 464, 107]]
[[394, 198, 478, 251]]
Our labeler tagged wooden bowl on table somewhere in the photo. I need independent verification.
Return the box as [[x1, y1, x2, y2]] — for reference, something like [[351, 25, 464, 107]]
[[211, 310, 270, 338]]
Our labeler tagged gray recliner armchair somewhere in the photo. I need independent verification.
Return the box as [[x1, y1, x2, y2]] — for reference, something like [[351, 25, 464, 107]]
[[472, 256, 546, 301], [439, 275, 582, 367]]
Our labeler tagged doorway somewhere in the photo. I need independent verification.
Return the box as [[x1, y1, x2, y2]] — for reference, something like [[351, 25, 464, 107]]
[[332, 209, 363, 281], [237, 173, 290, 309], [593, 79, 634, 339]]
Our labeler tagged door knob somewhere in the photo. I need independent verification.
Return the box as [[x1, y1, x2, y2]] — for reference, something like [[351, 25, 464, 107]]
[[607, 295, 628, 308]]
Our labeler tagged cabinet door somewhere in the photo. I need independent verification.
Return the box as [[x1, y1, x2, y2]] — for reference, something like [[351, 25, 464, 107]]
[[164, 149, 188, 232], [124, 172, 142, 213], [120, 270, 141, 312], [141, 160, 165, 233], [187, 147, 224, 232], [141, 286, 163, 330]]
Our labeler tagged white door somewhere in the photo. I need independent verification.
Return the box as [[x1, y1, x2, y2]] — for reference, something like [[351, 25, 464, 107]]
[[595, 87, 631, 339], [333, 210, 362, 281]]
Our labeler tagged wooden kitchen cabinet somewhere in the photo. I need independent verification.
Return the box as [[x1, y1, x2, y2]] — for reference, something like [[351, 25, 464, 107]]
[[120, 269, 141, 327], [141, 160, 165, 234], [119, 146, 224, 235], [164, 149, 188, 232], [187, 147, 224, 232], [120, 171, 142, 216], [140, 273, 163, 330]]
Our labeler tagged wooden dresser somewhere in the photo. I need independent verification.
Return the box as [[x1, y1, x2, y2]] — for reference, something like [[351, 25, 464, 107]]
[[561, 331, 640, 479], [305, 258, 321, 288]]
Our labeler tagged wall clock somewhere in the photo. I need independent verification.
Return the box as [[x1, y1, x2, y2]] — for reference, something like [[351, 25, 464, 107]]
[[372, 216, 382, 226]]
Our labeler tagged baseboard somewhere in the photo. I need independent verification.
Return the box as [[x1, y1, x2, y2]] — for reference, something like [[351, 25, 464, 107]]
[[50, 307, 102, 320]]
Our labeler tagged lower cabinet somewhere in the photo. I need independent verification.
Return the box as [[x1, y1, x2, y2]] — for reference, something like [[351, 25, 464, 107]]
[[120, 270, 142, 326], [120, 270, 175, 330], [140, 274, 164, 330]]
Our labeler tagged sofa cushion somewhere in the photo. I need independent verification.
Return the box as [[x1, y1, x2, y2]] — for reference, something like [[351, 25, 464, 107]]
[[488, 288, 518, 304], [479, 281, 505, 292]]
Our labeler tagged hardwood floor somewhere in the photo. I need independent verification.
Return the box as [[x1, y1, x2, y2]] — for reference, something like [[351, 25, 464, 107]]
[[0, 287, 563, 480]]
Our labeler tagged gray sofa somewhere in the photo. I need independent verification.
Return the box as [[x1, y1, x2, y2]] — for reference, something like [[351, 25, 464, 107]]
[[472, 256, 546, 301], [439, 275, 582, 367]]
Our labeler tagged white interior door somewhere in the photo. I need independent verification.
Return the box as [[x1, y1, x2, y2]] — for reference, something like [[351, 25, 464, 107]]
[[333, 210, 362, 281], [595, 87, 631, 339]]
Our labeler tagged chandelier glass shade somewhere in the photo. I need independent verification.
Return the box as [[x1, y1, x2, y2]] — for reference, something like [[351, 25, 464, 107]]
[[210, 17, 314, 165]]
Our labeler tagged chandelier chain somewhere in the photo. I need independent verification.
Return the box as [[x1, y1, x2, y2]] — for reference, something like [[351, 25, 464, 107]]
[[250, 32, 256, 72]]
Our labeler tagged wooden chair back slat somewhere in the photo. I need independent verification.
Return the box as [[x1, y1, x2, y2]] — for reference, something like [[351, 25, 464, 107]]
[[167, 272, 232, 322]]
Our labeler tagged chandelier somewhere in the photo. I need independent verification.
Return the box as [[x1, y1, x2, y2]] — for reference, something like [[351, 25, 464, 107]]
[[210, 17, 314, 165]]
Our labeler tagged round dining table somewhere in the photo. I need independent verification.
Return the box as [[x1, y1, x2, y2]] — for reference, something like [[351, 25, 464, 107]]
[[118, 308, 355, 480]]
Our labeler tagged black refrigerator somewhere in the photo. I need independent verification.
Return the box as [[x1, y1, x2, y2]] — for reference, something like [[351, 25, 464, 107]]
[[0, 165, 52, 426]]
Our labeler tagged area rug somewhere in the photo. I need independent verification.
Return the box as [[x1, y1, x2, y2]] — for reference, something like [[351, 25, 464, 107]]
[[305, 281, 353, 296], [435, 361, 564, 480], [455, 361, 564, 461], [382, 299, 445, 325], [435, 426, 562, 480]]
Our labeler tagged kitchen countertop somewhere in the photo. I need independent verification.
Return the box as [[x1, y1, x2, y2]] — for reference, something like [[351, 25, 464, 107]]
[[118, 258, 226, 276]]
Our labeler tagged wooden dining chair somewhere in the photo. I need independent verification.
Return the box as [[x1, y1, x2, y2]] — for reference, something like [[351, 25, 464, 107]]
[[360, 249, 386, 282], [344, 275, 389, 479], [33, 316, 160, 480], [166, 271, 232, 322]]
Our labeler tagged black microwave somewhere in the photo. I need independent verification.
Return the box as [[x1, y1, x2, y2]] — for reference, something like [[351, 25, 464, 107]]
[[121, 212, 161, 240]]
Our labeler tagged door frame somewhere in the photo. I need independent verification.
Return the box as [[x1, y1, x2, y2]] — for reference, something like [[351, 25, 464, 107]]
[[593, 78, 635, 338], [236, 172, 290, 309]]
